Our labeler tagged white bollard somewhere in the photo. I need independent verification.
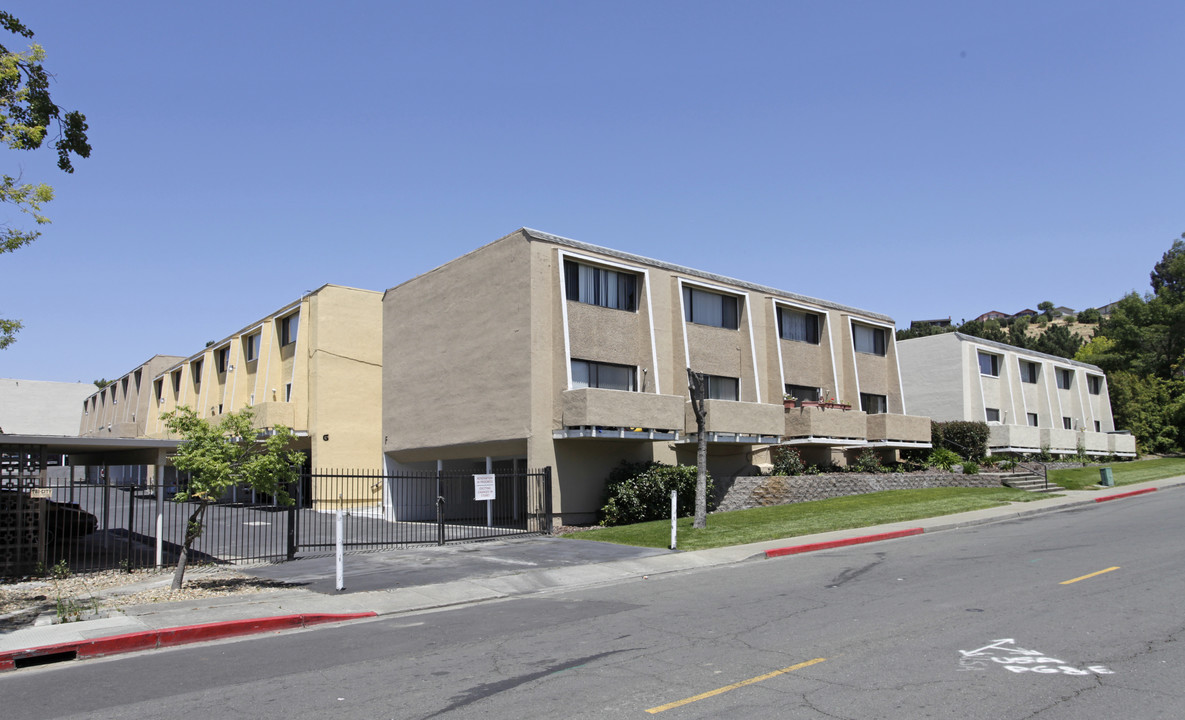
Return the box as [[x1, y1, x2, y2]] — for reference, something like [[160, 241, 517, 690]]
[[670, 490, 677, 550], [335, 509, 345, 591]]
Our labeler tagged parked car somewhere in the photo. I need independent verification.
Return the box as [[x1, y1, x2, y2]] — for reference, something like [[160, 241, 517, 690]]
[[0, 490, 99, 545]]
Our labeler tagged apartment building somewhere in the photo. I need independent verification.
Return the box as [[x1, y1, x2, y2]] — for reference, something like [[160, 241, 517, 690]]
[[79, 355, 185, 438], [144, 284, 384, 472], [383, 229, 931, 525], [897, 332, 1136, 457]]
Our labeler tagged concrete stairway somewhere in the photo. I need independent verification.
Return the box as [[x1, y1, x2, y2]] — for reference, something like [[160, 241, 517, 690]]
[[1000, 471, 1065, 493]]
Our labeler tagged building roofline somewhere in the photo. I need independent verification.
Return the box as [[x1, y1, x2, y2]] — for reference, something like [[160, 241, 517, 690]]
[[901, 331, 1104, 372], [384, 227, 894, 322]]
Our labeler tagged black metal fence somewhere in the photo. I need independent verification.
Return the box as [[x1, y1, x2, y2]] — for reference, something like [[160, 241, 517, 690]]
[[0, 467, 552, 578]]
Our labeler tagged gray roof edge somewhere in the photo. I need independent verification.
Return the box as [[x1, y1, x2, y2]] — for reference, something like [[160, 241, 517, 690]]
[[902, 331, 1104, 372], [521, 228, 896, 323]]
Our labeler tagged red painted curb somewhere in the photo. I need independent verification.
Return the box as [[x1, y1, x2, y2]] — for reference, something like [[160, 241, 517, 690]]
[[0, 612, 376, 672], [1095, 487, 1157, 503], [764, 528, 924, 558]]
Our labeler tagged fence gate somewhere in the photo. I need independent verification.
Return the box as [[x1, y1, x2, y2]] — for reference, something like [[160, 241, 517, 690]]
[[292, 467, 552, 555]]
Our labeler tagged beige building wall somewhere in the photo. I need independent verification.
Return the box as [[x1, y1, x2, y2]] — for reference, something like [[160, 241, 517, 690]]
[[146, 284, 383, 471], [383, 228, 930, 524], [79, 355, 185, 438], [2, 379, 94, 436]]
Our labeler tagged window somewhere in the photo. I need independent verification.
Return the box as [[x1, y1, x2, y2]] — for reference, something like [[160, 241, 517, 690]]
[[1095, 420, 1101, 432], [985, 408, 1001, 423], [1056, 369, 1073, 389], [191, 359, 202, 385], [978, 352, 1000, 376], [571, 359, 637, 391], [785, 384, 820, 402], [171, 370, 181, 394], [683, 286, 739, 329], [154, 379, 163, 404], [280, 313, 300, 346], [1027, 412, 1039, 427], [777, 307, 820, 344], [1063, 417, 1073, 430], [564, 260, 637, 311], [285, 383, 293, 402], [1020, 361, 1039, 383], [1088, 375, 1103, 395], [706, 375, 739, 401], [215, 346, 230, 373], [853, 324, 886, 355], [244, 333, 261, 363], [860, 393, 887, 414]]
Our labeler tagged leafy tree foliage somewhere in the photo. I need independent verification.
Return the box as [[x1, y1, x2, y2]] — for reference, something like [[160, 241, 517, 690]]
[[1038, 301, 1056, 318], [1077, 307, 1101, 324], [1150, 236, 1185, 296], [162, 406, 302, 588], [1079, 232, 1185, 453], [0, 12, 90, 349], [1030, 323, 1083, 359]]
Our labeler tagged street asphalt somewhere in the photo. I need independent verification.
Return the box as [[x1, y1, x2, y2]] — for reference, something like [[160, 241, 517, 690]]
[[3, 477, 1182, 672]]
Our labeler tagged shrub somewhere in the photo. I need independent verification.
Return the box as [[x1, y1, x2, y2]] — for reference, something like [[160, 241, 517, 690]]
[[998, 457, 1018, 471], [927, 447, 961, 470], [932, 421, 989, 459], [1038, 444, 1053, 462], [961, 459, 980, 475], [600, 462, 712, 526], [1077, 307, 1101, 324], [852, 448, 885, 473], [772, 447, 807, 476]]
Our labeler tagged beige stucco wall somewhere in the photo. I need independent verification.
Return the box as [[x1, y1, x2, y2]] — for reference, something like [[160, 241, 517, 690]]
[[79, 355, 185, 438], [2, 379, 93, 436], [383, 235, 535, 458], [144, 285, 382, 471]]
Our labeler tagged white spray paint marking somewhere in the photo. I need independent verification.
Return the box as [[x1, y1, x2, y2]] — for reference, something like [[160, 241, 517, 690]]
[[958, 639, 1113, 676]]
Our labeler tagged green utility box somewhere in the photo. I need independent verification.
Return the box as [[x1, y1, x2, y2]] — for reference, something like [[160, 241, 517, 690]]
[[1099, 467, 1114, 487]]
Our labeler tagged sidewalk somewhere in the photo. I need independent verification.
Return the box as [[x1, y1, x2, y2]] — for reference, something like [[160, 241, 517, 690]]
[[3, 478, 1181, 671]]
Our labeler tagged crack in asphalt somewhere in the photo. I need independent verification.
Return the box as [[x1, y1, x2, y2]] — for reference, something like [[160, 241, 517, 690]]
[[417, 649, 640, 719]]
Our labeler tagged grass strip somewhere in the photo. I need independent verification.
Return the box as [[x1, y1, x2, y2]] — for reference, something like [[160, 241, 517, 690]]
[[1049, 457, 1185, 490], [564, 486, 1041, 551]]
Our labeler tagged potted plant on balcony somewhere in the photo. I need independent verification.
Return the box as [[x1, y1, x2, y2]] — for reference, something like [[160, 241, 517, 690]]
[[783, 394, 800, 409]]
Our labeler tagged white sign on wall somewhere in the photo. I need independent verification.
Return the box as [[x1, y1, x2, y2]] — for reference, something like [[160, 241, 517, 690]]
[[474, 473, 496, 501]]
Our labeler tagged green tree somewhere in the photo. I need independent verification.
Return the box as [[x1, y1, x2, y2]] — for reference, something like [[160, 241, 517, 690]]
[[1077, 307, 1101, 324], [162, 406, 302, 589], [1031, 323, 1083, 359], [1006, 316, 1031, 348], [1150, 235, 1185, 297], [955, 319, 1006, 344], [0, 12, 90, 349]]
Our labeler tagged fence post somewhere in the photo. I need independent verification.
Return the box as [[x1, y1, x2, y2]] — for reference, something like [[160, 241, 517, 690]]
[[125, 482, 135, 572], [436, 494, 446, 546], [287, 479, 298, 561], [155, 465, 164, 569], [544, 466, 553, 533]]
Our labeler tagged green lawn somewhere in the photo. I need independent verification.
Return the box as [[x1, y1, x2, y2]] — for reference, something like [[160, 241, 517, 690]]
[[563, 486, 1042, 551], [1049, 457, 1185, 490]]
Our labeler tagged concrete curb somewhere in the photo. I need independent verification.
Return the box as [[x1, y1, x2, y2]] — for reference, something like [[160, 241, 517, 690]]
[[0, 612, 376, 672], [764, 528, 925, 558]]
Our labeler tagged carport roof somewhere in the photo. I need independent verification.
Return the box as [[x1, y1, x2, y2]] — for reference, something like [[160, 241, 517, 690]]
[[0, 434, 181, 465]]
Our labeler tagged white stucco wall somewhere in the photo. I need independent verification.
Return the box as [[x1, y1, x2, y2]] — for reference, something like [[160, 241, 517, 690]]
[[0, 378, 93, 435]]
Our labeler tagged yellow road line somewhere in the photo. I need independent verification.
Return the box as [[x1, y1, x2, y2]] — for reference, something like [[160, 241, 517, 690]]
[[646, 658, 827, 714], [1060, 566, 1120, 585]]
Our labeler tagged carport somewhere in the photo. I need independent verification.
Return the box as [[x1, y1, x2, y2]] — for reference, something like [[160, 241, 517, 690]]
[[0, 435, 181, 576]]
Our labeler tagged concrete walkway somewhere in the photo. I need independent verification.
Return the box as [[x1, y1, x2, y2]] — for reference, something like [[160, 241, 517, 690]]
[[3, 478, 1181, 671]]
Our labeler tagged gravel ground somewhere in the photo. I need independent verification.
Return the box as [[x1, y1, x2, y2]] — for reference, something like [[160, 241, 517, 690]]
[[0, 568, 297, 631]]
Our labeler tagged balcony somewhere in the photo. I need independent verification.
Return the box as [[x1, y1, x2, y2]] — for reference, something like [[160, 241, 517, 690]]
[[988, 424, 1042, 453], [683, 400, 785, 443], [561, 388, 684, 432], [251, 401, 296, 429], [783, 405, 867, 445], [1042, 428, 1079, 455], [865, 414, 931, 446], [1108, 432, 1137, 457], [1082, 430, 1109, 454]]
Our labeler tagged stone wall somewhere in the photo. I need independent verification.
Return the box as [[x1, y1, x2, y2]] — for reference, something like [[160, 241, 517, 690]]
[[716, 472, 1003, 512]]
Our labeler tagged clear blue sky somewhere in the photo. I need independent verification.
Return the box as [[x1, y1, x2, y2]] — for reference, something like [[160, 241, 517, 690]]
[[3, 1, 1183, 383]]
